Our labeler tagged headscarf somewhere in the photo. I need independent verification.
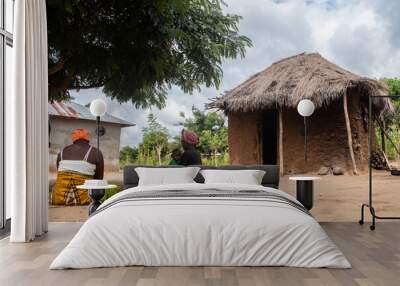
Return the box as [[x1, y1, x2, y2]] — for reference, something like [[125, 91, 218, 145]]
[[181, 129, 198, 146], [72, 128, 90, 142]]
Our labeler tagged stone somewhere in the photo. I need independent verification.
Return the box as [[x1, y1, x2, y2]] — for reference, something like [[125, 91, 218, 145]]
[[333, 166, 344, 175], [318, 166, 331, 175]]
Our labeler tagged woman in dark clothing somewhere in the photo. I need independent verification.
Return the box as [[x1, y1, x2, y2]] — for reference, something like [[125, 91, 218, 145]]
[[169, 149, 182, 165], [180, 129, 202, 166]]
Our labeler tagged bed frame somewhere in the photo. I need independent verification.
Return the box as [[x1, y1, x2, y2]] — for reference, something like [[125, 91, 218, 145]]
[[123, 165, 280, 190]]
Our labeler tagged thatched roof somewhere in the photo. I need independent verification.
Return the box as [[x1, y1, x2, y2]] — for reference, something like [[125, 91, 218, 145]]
[[210, 53, 389, 112]]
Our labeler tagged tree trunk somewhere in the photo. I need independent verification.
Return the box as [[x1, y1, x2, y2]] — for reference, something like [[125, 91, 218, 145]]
[[374, 115, 400, 157], [380, 115, 386, 153], [343, 94, 358, 175], [279, 109, 284, 176], [381, 129, 386, 153], [156, 146, 162, 165]]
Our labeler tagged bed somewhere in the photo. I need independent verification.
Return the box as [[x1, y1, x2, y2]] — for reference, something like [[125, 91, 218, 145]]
[[50, 165, 350, 269]]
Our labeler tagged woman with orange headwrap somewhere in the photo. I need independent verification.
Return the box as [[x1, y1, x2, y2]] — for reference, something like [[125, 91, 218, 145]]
[[51, 128, 104, 205]]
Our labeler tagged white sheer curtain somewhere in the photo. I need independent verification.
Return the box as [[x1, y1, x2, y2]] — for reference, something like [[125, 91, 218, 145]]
[[8, 0, 48, 242]]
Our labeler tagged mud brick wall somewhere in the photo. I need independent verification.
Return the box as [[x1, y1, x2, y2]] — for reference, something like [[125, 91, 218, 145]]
[[282, 104, 348, 174], [228, 112, 262, 165], [228, 95, 370, 174]]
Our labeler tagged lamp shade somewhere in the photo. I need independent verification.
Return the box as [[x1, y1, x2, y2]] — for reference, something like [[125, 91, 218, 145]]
[[90, 99, 107, 117], [297, 99, 315, 117]]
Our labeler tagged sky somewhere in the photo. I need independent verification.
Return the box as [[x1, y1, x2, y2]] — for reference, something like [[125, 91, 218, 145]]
[[70, 0, 400, 148]]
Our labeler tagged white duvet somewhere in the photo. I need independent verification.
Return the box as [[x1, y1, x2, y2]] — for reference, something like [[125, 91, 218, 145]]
[[50, 183, 350, 269]]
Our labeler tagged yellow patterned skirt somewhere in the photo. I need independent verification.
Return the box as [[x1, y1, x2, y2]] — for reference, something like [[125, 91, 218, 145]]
[[51, 171, 92, 205]]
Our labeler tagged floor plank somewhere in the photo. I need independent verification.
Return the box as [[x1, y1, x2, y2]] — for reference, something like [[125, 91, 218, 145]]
[[0, 222, 399, 286]]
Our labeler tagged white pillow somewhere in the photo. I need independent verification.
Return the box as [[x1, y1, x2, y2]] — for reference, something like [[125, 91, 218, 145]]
[[200, 169, 266, 185], [135, 167, 200, 186]]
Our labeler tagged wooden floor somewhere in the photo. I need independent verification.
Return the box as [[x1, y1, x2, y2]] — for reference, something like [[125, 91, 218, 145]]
[[0, 222, 399, 286]]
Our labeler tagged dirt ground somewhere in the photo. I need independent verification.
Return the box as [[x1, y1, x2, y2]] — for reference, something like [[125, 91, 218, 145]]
[[48, 170, 400, 222], [48, 171, 123, 222]]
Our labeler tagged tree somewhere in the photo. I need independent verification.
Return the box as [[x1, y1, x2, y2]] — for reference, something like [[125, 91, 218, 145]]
[[383, 78, 400, 95], [180, 106, 225, 136], [179, 106, 228, 162], [140, 114, 169, 165], [47, 0, 252, 106], [199, 128, 228, 164], [376, 78, 400, 157], [119, 146, 138, 165]]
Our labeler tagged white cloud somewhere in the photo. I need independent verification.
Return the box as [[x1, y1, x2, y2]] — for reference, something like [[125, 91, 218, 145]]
[[70, 0, 400, 147]]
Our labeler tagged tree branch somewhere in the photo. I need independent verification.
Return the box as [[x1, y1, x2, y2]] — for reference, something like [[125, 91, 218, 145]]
[[70, 83, 105, 90], [48, 57, 67, 75], [49, 76, 72, 93]]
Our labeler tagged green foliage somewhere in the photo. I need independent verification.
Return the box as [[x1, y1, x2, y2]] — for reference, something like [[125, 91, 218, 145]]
[[383, 78, 400, 95], [47, 0, 252, 107], [119, 146, 138, 167], [179, 106, 228, 165], [100, 186, 121, 203], [180, 107, 225, 135], [136, 149, 173, 166], [375, 128, 400, 160], [123, 107, 229, 166], [139, 114, 170, 165], [375, 78, 400, 161], [201, 149, 230, 166]]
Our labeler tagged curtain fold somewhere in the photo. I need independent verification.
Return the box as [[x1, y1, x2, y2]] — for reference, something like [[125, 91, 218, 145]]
[[9, 0, 48, 242]]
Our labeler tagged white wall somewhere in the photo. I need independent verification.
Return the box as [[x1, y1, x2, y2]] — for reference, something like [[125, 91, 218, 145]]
[[49, 117, 122, 173]]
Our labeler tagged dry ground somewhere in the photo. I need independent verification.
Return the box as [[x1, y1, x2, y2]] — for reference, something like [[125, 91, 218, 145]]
[[49, 170, 400, 222]]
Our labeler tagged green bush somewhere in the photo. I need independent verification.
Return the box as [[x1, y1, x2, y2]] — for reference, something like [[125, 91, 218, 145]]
[[201, 153, 230, 166], [101, 186, 121, 203]]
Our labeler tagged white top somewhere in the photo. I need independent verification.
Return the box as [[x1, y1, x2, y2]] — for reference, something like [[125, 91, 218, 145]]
[[58, 146, 96, 176], [289, 176, 320, 181]]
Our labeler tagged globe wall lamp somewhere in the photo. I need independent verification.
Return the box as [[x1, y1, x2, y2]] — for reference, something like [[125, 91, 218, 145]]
[[90, 99, 107, 153], [297, 99, 315, 163]]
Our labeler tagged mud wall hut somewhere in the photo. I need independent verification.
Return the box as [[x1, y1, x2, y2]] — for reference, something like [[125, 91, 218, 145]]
[[211, 53, 389, 175]]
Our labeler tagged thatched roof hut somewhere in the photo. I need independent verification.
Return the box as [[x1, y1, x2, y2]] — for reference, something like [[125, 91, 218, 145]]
[[211, 53, 388, 112], [211, 53, 389, 175]]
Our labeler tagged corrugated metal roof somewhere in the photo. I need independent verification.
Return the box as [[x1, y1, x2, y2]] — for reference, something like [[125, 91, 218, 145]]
[[48, 101, 135, 127]]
